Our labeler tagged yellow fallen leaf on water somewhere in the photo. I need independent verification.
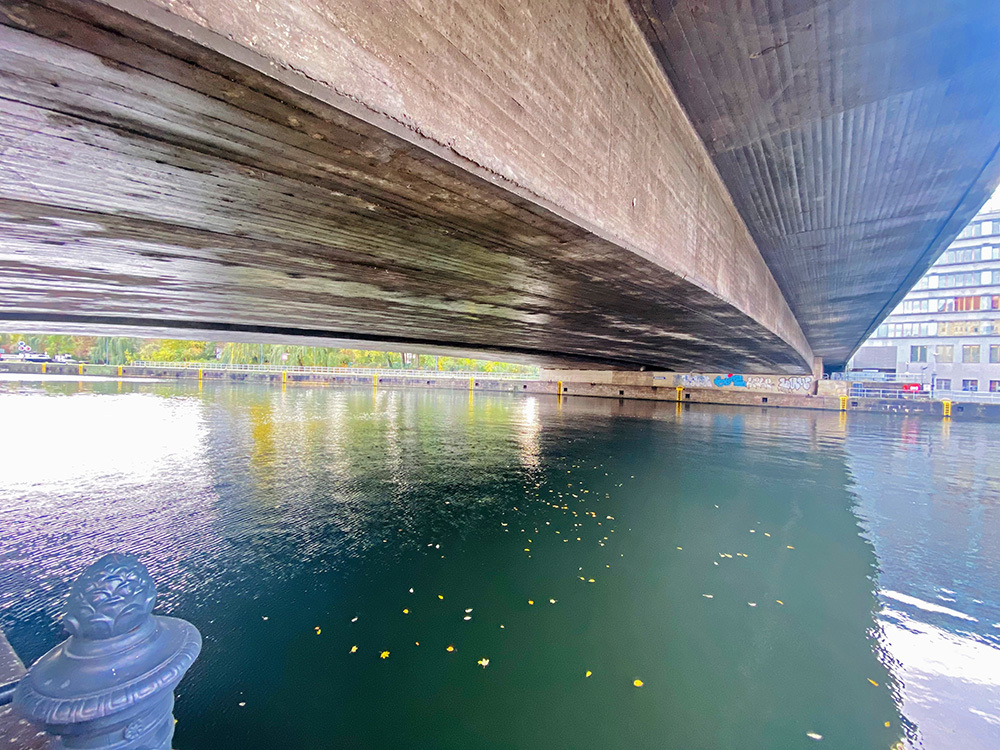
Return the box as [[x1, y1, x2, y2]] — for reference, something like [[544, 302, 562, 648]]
[[588, 578, 595, 583], [446, 645, 455, 652], [351, 617, 358, 622], [868, 678, 879, 686], [315, 627, 322, 635], [415, 642, 420, 646], [776, 600, 784, 605], [528, 599, 534, 605], [349, 645, 358, 653], [549, 598, 557, 604], [380, 651, 390, 659], [465, 608, 473, 613], [787, 545, 795, 550], [463, 616, 472, 621], [438, 594, 444, 600], [478, 658, 490, 668], [633, 679, 644, 687], [403, 609, 409, 614], [524, 548, 531, 552], [585, 670, 592, 678], [884, 721, 890, 728], [764, 533, 771, 537], [676, 547, 683, 550]]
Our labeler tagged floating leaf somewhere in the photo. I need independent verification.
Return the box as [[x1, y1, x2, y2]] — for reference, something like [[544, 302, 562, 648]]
[[528, 600, 534, 605], [446, 645, 455, 652], [438, 595, 444, 600], [349, 645, 358, 653], [315, 627, 322, 635], [351, 617, 358, 622], [478, 658, 490, 668], [776, 600, 784, 605], [806, 732, 822, 740], [585, 670, 592, 678], [868, 678, 879, 687], [633, 679, 644, 687], [403, 609, 410, 614], [702, 594, 714, 599], [380, 651, 390, 659]]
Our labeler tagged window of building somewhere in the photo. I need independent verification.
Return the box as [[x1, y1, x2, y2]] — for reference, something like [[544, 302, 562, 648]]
[[910, 345, 927, 363], [962, 379, 979, 392], [943, 247, 982, 264], [936, 378, 951, 391], [939, 272, 980, 288], [993, 270, 1000, 285], [940, 321, 983, 336], [991, 380, 1000, 393], [915, 276, 931, 290], [991, 345, 1000, 364], [955, 296, 981, 311], [886, 322, 933, 337], [902, 299, 931, 313], [935, 345, 954, 363], [963, 345, 981, 363]]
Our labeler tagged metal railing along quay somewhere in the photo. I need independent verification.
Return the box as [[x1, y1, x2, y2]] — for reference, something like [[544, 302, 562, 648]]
[[130, 361, 540, 381]]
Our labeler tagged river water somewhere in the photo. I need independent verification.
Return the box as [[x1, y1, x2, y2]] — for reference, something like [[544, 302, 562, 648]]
[[0, 379, 997, 749]]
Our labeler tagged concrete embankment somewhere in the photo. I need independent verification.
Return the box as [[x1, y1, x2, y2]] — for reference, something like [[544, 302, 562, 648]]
[[3, 362, 998, 420]]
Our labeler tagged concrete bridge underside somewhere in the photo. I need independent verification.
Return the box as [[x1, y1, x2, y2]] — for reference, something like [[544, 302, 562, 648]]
[[1, 0, 998, 373]]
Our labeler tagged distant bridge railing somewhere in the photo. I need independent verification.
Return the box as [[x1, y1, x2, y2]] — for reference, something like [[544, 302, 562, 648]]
[[130, 361, 540, 380], [933, 389, 1000, 404]]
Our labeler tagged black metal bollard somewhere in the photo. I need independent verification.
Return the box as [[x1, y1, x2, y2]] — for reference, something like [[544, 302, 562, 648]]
[[13, 553, 201, 749]]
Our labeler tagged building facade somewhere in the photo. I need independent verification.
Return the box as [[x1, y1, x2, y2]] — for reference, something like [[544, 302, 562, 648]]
[[853, 207, 1000, 394]]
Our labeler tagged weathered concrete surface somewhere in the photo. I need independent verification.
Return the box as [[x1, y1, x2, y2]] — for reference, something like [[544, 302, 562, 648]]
[[0, 0, 812, 373], [628, 0, 1000, 366]]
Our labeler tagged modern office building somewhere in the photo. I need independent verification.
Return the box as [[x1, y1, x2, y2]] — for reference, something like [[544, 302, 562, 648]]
[[852, 207, 1000, 394]]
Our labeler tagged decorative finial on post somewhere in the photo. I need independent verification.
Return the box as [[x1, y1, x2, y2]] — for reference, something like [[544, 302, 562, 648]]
[[13, 553, 201, 749]]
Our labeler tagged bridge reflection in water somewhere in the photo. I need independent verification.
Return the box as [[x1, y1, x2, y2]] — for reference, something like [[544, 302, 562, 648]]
[[0, 378, 996, 749]]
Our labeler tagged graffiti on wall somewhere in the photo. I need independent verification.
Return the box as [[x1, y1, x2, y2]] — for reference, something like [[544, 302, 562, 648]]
[[674, 373, 814, 393], [678, 374, 713, 388], [713, 373, 747, 387], [777, 376, 813, 392]]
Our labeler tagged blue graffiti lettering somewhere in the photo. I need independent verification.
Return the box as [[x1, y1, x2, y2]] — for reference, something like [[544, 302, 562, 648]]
[[713, 374, 747, 388]]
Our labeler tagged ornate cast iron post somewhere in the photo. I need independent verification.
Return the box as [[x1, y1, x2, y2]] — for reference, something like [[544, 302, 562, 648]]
[[13, 553, 201, 749]]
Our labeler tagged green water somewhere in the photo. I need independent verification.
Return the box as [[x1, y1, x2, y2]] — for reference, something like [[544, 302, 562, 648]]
[[2, 380, 998, 748]]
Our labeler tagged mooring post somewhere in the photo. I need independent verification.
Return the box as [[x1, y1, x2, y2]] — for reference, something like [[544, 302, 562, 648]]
[[12, 553, 201, 749]]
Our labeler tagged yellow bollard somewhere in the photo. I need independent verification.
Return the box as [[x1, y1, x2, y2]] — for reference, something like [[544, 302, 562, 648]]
[[41, 363, 46, 374], [282, 370, 287, 384], [117, 365, 122, 378], [470, 377, 475, 391], [198, 368, 203, 381], [676, 386, 683, 402], [942, 399, 952, 418], [839, 395, 848, 412], [78, 363, 84, 375], [557, 380, 563, 398]]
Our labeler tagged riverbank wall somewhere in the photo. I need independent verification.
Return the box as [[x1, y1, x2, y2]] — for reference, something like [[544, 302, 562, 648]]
[[4, 361, 998, 420]]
